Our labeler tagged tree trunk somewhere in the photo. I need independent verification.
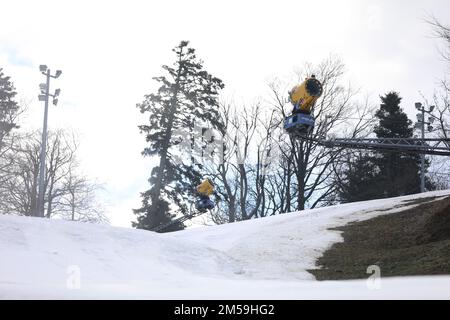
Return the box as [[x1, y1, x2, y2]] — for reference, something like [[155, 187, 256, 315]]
[[151, 67, 182, 206], [285, 162, 291, 213], [151, 109, 176, 204], [71, 191, 75, 221], [239, 163, 248, 220]]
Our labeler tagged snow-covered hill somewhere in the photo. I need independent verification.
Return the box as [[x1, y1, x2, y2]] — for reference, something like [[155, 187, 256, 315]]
[[1, 190, 450, 299]]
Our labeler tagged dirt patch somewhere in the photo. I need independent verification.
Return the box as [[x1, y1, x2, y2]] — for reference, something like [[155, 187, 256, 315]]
[[310, 195, 450, 280], [400, 196, 441, 205]]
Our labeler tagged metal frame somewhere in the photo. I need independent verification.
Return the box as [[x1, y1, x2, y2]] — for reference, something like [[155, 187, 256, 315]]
[[317, 137, 450, 156], [153, 136, 450, 232], [151, 202, 212, 232], [151, 211, 201, 232]]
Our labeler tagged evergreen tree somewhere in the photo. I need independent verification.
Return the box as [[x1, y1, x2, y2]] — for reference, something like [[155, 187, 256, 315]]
[[373, 92, 422, 197], [374, 92, 413, 138], [337, 92, 426, 202], [133, 41, 224, 232], [336, 152, 381, 203], [0, 68, 19, 149]]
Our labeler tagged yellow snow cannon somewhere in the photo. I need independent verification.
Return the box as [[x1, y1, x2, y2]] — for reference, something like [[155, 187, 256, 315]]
[[196, 179, 214, 196], [195, 178, 215, 213], [284, 75, 323, 137], [289, 75, 323, 114]]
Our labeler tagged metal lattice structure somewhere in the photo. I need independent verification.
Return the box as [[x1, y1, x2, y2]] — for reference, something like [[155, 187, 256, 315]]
[[151, 201, 218, 232], [317, 138, 450, 156], [153, 136, 450, 232], [151, 210, 202, 233]]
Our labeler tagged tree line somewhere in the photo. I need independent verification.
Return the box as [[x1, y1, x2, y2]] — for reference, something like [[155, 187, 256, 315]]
[[0, 69, 106, 223], [134, 17, 450, 232], [2, 18, 448, 230]]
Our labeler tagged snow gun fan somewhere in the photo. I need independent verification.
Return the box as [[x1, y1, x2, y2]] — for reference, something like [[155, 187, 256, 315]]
[[195, 178, 215, 213], [284, 75, 323, 138], [150, 179, 217, 233]]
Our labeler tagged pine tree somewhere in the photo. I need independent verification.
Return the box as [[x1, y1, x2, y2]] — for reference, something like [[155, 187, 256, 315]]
[[0, 68, 19, 149], [373, 92, 422, 197], [337, 92, 426, 203], [374, 92, 413, 138], [133, 41, 224, 232], [336, 152, 381, 203]]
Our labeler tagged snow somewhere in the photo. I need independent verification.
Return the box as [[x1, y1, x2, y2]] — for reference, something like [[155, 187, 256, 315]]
[[1, 190, 450, 299]]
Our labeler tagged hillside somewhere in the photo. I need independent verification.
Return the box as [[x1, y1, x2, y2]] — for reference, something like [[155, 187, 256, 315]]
[[312, 195, 450, 280], [1, 190, 450, 299]]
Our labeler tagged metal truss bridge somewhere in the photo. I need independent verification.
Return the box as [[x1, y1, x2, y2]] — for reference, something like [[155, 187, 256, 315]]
[[316, 137, 450, 156]]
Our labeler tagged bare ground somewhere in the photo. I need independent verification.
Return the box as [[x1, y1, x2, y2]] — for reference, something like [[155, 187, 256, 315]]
[[310, 195, 450, 280]]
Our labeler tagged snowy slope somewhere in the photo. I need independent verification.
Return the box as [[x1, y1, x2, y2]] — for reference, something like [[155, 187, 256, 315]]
[[1, 190, 450, 299]]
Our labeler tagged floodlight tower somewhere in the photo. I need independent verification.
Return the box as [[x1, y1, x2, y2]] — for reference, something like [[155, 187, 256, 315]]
[[414, 102, 436, 193], [36, 65, 62, 217]]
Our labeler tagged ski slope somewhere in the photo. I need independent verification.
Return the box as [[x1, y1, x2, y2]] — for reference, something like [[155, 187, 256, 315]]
[[1, 190, 450, 299]]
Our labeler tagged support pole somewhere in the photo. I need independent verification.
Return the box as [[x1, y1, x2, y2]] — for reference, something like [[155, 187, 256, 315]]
[[420, 105, 425, 193], [36, 70, 51, 217]]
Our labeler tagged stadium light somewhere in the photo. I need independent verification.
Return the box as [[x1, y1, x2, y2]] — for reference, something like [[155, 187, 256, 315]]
[[39, 83, 47, 93], [36, 65, 62, 218]]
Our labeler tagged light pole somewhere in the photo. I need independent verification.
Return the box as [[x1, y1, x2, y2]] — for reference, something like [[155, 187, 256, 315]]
[[414, 102, 435, 193], [36, 65, 61, 217]]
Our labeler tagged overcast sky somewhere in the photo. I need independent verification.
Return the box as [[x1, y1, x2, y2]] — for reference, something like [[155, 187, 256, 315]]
[[1, 0, 449, 227]]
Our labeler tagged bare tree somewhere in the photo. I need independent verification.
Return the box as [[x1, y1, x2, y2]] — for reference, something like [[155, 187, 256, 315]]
[[427, 16, 450, 65], [422, 17, 450, 137], [209, 102, 239, 223], [55, 168, 108, 223], [267, 56, 374, 212], [201, 57, 374, 224], [44, 130, 77, 218], [204, 102, 260, 223], [0, 133, 40, 216], [0, 130, 106, 223], [202, 101, 277, 223], [422, 17, 450, 146]]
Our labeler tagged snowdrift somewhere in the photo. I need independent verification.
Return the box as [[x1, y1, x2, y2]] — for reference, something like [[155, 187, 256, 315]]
[[1, 190, 450, 299]]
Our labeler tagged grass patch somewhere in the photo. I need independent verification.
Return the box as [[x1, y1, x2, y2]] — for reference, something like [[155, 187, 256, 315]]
[[310, 195, 450, 280]]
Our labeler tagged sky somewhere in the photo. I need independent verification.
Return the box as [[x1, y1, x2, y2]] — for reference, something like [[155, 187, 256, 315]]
[[1, 0, 449, 227]]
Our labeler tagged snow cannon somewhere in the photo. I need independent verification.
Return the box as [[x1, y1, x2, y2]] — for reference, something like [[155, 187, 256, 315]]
[[195, 179, 215, 213], [289, 75, 323, 114], [284, 75, 323, 137], [195, 198, 215, 213]]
